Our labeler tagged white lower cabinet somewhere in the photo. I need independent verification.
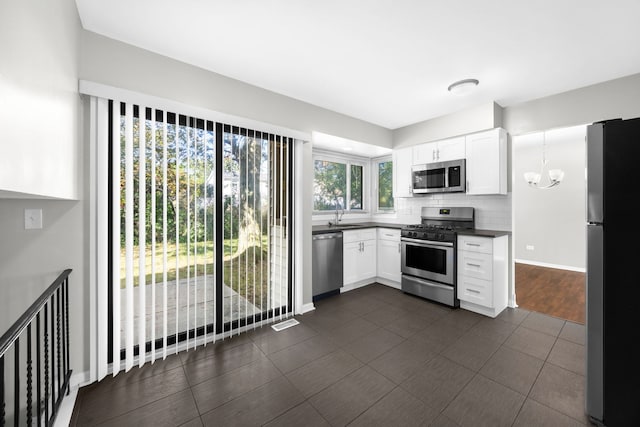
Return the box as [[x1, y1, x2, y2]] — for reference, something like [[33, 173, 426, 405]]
[[457, 234, 508, 318], [376, 228, 401, 286], [343, 229, 377, 288]]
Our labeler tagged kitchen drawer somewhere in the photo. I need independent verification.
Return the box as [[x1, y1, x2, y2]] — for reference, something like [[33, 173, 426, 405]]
[[458, 275, 493, 306], [457, 250, 493, 281], [458, 235, 493, 254], [343, 228, 376, 244], [377, 228, 400, 241]]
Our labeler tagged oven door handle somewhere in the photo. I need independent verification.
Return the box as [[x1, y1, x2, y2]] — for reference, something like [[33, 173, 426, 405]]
[[401, 238, 454, 248]]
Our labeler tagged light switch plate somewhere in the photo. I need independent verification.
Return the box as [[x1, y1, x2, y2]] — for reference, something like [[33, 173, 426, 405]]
[[25, 208, 43, 230]]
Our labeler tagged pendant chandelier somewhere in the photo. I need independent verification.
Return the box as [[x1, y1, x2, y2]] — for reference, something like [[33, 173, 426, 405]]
[[523, 132, 565, 189]]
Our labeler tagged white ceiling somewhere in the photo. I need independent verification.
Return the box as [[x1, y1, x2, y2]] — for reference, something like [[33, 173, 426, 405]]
[[75, 0, 640, 130]]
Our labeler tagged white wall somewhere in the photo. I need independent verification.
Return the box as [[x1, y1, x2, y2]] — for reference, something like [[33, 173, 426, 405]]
[[512, 126, 586, 270], [0, 0, 81, 199]]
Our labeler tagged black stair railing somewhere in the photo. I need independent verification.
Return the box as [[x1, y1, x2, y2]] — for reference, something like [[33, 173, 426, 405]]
[[0, 269, 72, 426]]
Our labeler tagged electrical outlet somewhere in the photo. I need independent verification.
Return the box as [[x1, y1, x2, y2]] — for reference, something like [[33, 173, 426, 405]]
[[525, 244, 535, 251]]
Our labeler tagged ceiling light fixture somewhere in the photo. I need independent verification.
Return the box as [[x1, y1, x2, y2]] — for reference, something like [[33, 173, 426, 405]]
[[523, 131, 565, 189], [447, 79, 479, 95]]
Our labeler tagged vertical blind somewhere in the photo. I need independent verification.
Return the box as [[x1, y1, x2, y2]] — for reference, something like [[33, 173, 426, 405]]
[[103, 99, 293, 376]]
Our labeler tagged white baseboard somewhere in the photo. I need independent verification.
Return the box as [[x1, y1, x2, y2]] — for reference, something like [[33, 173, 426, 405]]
[[340, 280, 372, 293], [53, 370, 90, 427], [514, 259, 585, 273], [299, 302, 315, 314], [376, 278, 401, 289]]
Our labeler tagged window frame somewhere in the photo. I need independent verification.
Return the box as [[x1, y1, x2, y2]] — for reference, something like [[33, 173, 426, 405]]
[[312, 149, 370, 215], [372, 155, 395, 214]]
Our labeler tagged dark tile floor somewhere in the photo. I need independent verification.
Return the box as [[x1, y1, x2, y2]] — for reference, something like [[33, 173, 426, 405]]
[[71, 284, 589, 426]]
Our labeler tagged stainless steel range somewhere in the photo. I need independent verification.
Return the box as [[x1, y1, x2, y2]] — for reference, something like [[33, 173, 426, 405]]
[[401, 207, 474, 307]]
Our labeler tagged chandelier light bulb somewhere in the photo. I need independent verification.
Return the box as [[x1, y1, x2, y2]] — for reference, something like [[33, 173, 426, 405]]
[[548, 169, 564, 182]]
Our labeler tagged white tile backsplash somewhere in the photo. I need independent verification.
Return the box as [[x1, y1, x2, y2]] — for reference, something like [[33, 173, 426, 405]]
[[374, 192, 512, 231]]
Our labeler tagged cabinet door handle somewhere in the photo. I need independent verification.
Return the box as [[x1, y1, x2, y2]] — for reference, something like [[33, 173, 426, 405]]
[[466, 243, 481, 247], [466, 263, 481, 268], [467, 288, 481, 294], [398, 243, 401, 253]]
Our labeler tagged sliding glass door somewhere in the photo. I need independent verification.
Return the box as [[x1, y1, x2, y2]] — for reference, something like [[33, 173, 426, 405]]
[[110, 102, 293, 366]]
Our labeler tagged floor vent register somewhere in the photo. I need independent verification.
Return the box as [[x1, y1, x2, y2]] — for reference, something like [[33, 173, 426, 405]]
[[271, 318, 300, 332]]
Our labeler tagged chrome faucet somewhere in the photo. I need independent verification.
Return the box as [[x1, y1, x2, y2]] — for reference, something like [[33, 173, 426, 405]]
[[329, 195, 344, 226]]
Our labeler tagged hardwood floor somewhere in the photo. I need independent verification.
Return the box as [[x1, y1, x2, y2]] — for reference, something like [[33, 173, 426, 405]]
[[515, 263, 585, 324]]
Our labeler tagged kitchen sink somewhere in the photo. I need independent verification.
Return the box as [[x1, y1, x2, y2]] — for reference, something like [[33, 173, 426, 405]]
[[328, 223, 362, 229]]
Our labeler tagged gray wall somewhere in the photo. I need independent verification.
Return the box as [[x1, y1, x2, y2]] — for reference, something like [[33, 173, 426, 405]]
[[503, 72, 640, 135], [512, 126, 586, 269], [0, 0, 88, 379], [79, 30, 392, 148], [504, 72, 640, 271]]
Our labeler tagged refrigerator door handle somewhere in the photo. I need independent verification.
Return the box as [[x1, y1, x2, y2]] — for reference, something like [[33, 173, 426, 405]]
[[586, 223, 604, 422], [586, 124, 604, 223]]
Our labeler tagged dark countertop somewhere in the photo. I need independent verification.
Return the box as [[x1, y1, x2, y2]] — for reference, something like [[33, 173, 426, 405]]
[[312, 222, 510, 238], [457, 229, 511, 238], [312, 222, 404, 234]]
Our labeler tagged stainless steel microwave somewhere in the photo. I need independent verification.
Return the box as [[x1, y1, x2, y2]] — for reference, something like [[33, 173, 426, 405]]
[[412, 159, 466, 194]]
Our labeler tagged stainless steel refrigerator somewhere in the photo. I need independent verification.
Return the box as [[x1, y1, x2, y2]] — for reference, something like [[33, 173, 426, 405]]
[[586, 117, 640, 426]]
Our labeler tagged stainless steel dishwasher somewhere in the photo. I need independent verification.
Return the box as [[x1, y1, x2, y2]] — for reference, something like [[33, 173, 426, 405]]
[[312, 232, 343, 299]]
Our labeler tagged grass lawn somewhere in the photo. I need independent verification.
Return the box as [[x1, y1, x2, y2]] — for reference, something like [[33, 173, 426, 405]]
[[119, 237, 275, 308]]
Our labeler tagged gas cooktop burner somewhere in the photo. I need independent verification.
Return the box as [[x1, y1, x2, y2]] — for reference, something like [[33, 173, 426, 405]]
[[401, 224, 457, 242], [403, 224, 457, 231]]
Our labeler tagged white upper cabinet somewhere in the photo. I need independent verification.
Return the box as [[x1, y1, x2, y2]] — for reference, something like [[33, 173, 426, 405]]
[[412, 136, 465, 164], [465, 128, 508, 195], [393, 146, 413, 197]]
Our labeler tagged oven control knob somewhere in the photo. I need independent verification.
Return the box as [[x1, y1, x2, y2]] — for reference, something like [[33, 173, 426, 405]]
[[438, 233, 444, 240]]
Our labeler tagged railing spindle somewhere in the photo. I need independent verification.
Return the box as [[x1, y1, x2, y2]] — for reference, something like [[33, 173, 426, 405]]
[[13, 338, 19, 427], [65, 278, 70, 396], [26, 325, 32, 426], [50, 295, 55, 419], [1, 354, 5, 426], [36, 313, 41, 427], [44, 303, 49, 423], [56, 288, 61, 403], [61, 283, 67, 394]]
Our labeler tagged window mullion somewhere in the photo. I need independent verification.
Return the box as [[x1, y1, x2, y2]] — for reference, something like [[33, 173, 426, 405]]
[[345, 161, 351, 212]]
